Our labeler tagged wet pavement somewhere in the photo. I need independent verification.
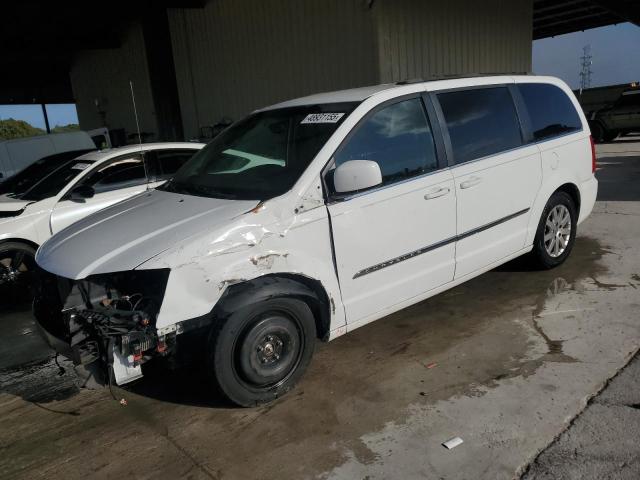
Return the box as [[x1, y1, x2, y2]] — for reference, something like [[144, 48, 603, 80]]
[[1, 141, 639, 480]]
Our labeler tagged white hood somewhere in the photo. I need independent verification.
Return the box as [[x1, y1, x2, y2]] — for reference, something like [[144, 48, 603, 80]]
[[0, 194, 32, 213], [36, 189, 259, 279]]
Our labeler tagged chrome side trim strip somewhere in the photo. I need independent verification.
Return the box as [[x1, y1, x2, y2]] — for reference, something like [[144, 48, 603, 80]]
[[352, 208, 530, 279]]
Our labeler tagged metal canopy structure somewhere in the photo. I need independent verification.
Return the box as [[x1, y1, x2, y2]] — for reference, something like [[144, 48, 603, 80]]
[[0, 1, 204, 104], [0, 0, 638, 105], [534, 0, 640, 39]]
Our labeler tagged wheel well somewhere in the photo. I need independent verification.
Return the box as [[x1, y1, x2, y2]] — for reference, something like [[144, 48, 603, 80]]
[[555, 183, 581, 216], [0, 238, 39, 251], [214, 273, 333, 341]]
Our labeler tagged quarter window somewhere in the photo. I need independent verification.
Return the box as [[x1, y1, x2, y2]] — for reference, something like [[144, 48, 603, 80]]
[[438, 87, 522, 164], [334, 98, 438, 188], [518, 83, 582, 141]]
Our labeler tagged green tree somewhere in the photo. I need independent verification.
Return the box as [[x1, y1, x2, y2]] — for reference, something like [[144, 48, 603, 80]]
[[51, 123, 81, 133], [0, 118, 45, 141]]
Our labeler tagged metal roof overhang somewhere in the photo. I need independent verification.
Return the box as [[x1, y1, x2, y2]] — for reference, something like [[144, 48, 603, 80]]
[[534, 0, 640, 39], [0, 1, 638, 104]]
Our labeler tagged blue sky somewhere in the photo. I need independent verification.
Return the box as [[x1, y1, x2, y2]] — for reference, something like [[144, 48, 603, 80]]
[[533, 22, 640, 89], [0, 103, 78, 130]]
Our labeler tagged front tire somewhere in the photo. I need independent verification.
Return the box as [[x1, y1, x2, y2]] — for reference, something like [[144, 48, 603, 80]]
[[0, 241, 37, 305], [530, 191, 577, 269], [207, 297, 316, 407]]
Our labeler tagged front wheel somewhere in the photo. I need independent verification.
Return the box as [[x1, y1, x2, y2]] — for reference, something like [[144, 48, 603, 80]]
[[530, 191, 577, 269], [0, 242, 37, 305], [207, 297, 316, 407]]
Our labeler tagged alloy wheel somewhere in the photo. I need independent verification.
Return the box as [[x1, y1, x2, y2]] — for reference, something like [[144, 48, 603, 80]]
[[544, 205, 571, 258]]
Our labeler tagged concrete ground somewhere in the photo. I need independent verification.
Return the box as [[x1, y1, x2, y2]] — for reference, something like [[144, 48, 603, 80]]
[[0, 139, 639, 480], [523, 352, 640, 480]]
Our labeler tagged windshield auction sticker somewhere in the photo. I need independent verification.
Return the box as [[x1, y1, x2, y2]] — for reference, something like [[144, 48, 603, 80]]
[[71, 163, 92, 170], [301, 113, 345, 124]]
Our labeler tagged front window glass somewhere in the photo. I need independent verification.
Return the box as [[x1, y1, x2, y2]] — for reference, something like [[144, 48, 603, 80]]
[[80, 156, 147, 194], [333, 98, 437, 188], [161, 103, 356, 200]]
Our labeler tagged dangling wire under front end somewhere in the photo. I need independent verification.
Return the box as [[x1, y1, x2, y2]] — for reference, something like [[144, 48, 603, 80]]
[[34, 268, 172, 385]]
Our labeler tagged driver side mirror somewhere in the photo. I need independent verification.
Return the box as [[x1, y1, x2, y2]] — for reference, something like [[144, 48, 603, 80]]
[[69, 184, 95, 201], [333, 160, 382, 194]]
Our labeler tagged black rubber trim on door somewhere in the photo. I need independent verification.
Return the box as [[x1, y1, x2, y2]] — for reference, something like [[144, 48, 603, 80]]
[[352, 208, 530, 279]]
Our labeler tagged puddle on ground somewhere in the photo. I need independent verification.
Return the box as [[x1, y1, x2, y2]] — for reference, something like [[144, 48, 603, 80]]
[[0, 236, 632, 480]]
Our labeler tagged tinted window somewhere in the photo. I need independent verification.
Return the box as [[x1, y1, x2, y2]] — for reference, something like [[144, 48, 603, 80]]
[[518, 83, 582, 141], [615, 91, 640, 107], [334, 98, 437, 187], [81, 156, 147, 193], [147, 149, 197, 180], [438, 87, 522, 164]]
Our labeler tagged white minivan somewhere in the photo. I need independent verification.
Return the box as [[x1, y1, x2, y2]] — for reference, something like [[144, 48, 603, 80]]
[[34, 76, 598, 406]]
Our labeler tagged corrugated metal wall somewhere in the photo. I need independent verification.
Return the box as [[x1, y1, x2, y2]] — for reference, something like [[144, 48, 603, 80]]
[[168, 0, 532, 140], [69, 0, 533, 141], [374, 0, 532, 83], [168, 0, 380, 139], [70, 24, 158, 139]]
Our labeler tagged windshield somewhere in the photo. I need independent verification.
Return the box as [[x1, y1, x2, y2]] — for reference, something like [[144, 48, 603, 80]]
[[0, 149, 94, 199], [160, 103, 357, 200], [6, 157, 95, 202]]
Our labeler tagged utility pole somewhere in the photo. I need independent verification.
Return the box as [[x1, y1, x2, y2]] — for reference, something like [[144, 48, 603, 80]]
[[579, 45, 593, 94]]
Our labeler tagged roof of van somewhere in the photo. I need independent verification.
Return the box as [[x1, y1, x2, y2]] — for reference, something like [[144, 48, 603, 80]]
[[75, 142, 205, 162], [262, 74, 564, 110]]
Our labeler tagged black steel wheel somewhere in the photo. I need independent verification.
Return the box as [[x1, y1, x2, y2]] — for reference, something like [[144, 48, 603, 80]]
[[207, 297, 316, 407], [0, 242, 37, 305]]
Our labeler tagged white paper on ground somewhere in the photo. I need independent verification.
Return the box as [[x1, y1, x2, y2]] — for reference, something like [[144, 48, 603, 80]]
[[442, 437, 464, 449]]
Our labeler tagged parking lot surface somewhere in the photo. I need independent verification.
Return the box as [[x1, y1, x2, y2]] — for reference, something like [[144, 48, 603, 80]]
[[1, 141, 639, 480]]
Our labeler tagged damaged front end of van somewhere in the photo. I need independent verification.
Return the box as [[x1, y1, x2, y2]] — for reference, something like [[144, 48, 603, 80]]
[[34, 268, 173, 385]]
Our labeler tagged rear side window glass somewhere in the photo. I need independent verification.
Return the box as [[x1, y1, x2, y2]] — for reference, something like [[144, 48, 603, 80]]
[[518, 83, 582, 141], [334, 98, 438, 187], [438, 87, 522, 164], [147, 149, 197, 180]]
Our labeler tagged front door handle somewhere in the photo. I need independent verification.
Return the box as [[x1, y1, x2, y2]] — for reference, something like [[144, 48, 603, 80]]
[[424, 187, 450, 200], [460, 176, 482, 189]]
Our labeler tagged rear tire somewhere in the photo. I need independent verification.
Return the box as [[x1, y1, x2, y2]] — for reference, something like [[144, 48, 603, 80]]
[[590, 122, 605, 143], [530, 191, 577, 269], [207, 297, 316, 407], [602, 130, 618, 142]]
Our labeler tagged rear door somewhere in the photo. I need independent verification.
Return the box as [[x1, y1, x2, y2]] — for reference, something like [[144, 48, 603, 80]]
[[50, 153, 149, 234], [433, 85, 542, 279], [326, 95, 457, 325]]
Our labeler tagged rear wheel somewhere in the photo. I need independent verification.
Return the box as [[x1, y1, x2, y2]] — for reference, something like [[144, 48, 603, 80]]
[[530, 191, 577, 269], [0, 242, 37, 305], [590, 122, 605, 143], [602, 130, 618, 142], [207, 297, 316, 407]]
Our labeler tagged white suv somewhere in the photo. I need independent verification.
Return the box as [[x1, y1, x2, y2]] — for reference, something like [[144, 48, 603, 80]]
[[34, 76, 598, 406]]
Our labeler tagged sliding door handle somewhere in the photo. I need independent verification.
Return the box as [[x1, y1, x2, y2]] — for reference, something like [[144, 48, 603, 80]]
[[460, 176, 482, 189]]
